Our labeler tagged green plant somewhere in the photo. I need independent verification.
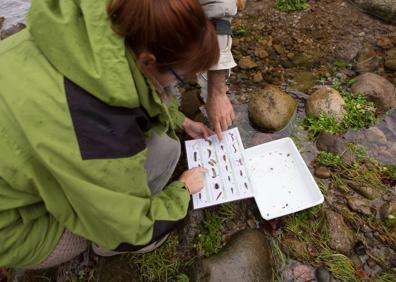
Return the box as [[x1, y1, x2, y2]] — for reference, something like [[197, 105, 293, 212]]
[[275, 0, 309, 12], [235, 24, 249, 36], [341, 93, 377, 129], [373, 272, 396, 282], [194, 204, 236, 257], [317, 151, 343, 167], [130, 234, 191, 281], [384, 165, 396, 181], [302, 114, 341, 139], [334, 60, 353, 70], [317, 252, 357, 281]]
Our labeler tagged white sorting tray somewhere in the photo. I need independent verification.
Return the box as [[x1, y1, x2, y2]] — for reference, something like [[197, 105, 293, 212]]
[[245, 137, 324, 220]]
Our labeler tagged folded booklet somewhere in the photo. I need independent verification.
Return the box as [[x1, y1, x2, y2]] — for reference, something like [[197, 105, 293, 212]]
[[185, 127, 324, 220]]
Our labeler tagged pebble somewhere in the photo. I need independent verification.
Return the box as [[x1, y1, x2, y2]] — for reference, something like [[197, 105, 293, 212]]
[[314, 166, 331, 179], [315, 267, 331, 282], [253, 71, 263, 83], [238, 56, 258, 70], [292, 264, 315, 282]]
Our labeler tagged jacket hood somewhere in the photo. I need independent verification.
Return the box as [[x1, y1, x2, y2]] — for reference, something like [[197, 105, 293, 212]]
[[27, 0, 140, 108]]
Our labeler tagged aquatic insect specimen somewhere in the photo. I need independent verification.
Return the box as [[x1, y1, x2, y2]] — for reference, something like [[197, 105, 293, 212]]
[[221, 145, 224, 150], [214, 183, 220, 189], [216, 192, 222, 200], [228, 176, 231, 181], [237, 159, 243, 166], [225, 165, 229, 171], [240, 170, 243, 176], [205, 139, 212, 146], [199, 193, 202, 200], [193, 152, 197, 161], [231, 187, 234, 194], [232, 144, 237, 153], [229, 133, 235, 141], [223, 155, 226, 162], [244, 182, 248, 189], [211, 168, 217, 178], [208, 149, 212, 158]]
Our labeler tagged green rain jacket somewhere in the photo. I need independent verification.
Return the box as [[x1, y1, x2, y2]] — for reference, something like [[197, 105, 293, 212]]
[[0, 0, 191, 268]]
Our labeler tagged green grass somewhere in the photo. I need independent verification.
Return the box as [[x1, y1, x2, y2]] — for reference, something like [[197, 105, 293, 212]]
[[316, 251, 357, 282], [373, 272, 396, 282], [194, 204, 236, 257], [129, 234, 191, 282], [275, 0, 309, 12], [234, 24, 249, 36]]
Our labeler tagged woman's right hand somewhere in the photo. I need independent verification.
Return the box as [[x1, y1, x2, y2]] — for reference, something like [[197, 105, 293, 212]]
[[179, 167, 208, 195]]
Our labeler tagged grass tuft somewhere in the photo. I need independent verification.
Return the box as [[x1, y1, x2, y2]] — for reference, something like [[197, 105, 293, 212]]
[[317, 151, 343, 167], [275, 0, 309, 12], [317, 251, 357, 281]]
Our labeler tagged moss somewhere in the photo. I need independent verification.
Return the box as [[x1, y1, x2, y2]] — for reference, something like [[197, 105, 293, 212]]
[[317, 151, 343, 167], [194, 204, 236, 257], [129, 234, 191, 282]]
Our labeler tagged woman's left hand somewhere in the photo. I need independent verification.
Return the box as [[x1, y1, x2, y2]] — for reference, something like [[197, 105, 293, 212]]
[[182, 117, 214, 140]]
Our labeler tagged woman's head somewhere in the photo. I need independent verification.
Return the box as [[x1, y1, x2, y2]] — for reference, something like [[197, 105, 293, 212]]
[[108, 0, 219, 88]]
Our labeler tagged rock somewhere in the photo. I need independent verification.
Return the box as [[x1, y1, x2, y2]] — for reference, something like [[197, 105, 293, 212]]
[[316, 133, 356, 163], [365, 127, 387, 145], [354, 46, 382, 73], [281, 238, 309, 259], [289, 72, 316, 93], [291, 51, 321, 68], [273, 44, 285, 55], [254, 47, 269, 59], [0, 23, 26, 40], [384, 48, 396, 71], [350, 0, 396, 24], [292, 264, 315, 282], [253, 71, 263, 83], [315, 267, 331, 282], [305, 87, 347, 122], [238, 56, 258, 70], [192, 230, 272, 282], [343, 179, 382, 200], [314, 166, 332, 179], [326, 210, 355, 254], [379, 200, 396, 220], [377, 36, 394, 49], [248, 85, 297, 132], [353, 241, 366, 256], [351, 73, 396, 114], [250, 133, 273, 146], [346, 195, 372, 216], [180, 89, 202, 118]]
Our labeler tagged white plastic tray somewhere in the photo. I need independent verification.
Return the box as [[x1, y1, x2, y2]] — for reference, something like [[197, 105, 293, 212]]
[[245, 137, 324, 220]]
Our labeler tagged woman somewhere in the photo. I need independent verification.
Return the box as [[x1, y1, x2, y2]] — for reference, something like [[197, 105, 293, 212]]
[[0, 0, 219, 269]]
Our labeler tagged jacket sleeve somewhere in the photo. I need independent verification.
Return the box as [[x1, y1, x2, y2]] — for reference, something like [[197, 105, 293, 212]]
[[199, 0, 238, 70], [32, 146, 191, 250]]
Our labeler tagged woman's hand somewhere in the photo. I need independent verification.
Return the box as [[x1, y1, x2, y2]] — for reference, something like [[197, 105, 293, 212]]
[[179, 167, 208, 195], [182, 117, 214, 140]]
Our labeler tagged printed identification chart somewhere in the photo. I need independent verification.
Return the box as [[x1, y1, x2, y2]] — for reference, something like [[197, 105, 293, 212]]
[[185, 127, 254, 209]]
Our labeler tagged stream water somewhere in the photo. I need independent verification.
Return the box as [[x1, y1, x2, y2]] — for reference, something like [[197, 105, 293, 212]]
[[0, 0, 30, 29]]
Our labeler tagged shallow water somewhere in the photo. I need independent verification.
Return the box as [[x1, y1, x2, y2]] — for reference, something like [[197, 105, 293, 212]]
[[0, 0, 30, 29]]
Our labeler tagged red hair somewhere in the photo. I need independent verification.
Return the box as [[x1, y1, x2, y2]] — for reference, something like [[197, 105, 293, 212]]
[[108, 0, 220, 74]]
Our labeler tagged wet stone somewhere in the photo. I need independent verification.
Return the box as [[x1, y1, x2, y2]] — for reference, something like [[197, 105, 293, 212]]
[[253, 71, 263, 83], [314, 166, 331, 179], [192, 229, 272, 282], [354, 46, 382, 73], [379, 199, 396, 220], [289, 72, 316, 93], [344, 179, 382, 200], [315, 267, 331, 282], [254, 47, 269, 59], [291, 263, 315, 282], [365, 127, 388, 145], [346, 195, 372, 216], [326, 210, 355, 255], [0, 22, 25, 40]]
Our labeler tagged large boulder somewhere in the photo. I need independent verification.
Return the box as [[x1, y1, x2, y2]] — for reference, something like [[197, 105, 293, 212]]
[[351, 0, 396, 24], [0, 23, 25, 40], [192, 230, 273, 282], [305, 87, 347, 122], [351, 73, 396, 114], [248, 85, 297, 132]]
